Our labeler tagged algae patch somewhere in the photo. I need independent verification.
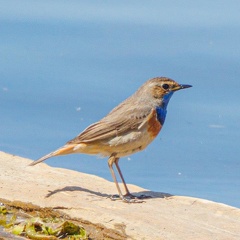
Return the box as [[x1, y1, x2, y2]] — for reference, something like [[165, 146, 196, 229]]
[[0, 202, 87, 239]]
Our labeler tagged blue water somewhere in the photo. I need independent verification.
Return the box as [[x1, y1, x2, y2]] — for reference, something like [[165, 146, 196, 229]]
[[1, 1, 240, 208]]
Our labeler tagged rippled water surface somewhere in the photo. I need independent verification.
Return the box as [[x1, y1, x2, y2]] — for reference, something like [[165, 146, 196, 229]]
[[1, 1, 240, 207]]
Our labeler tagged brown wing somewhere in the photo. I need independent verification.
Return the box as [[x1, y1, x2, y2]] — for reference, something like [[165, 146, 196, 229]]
[[67, 106, 154, 144]]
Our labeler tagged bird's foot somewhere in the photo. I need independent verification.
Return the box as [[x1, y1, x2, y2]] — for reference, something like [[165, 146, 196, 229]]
[[110, 193, 152, 203], [125, 193, 152, 200]]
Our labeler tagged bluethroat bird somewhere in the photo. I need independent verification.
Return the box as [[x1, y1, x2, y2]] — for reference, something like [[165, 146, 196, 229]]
[[29, 77, 192, 203]]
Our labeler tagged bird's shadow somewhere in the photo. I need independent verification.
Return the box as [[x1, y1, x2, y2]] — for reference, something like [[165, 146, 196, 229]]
[[45, 185, 172, 200]]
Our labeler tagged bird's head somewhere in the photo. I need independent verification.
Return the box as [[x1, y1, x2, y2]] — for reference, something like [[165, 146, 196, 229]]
[[148, 77, 192, 99], [135, 77, 192, 108]]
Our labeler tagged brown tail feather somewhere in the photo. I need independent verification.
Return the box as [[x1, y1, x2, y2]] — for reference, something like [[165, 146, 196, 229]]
[[29, 144, 76, 166]]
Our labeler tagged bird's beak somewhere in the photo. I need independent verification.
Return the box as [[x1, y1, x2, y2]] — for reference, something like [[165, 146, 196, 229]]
[[172, 84, 192, 92]]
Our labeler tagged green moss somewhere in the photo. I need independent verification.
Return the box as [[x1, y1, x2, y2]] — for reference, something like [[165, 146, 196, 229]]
[[0, 205, 7, 214], [0, 203, 87, 239]]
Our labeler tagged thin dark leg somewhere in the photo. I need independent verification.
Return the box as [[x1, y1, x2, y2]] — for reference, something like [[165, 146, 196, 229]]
[[108, 155, 146, 203], [114, 158, 131, 195], [115, 159, 147, 200], [108, 155, 124, 199]]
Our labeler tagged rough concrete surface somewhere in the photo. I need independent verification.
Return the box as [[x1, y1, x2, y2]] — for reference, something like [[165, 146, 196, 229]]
[[0, 151, 240, 239]]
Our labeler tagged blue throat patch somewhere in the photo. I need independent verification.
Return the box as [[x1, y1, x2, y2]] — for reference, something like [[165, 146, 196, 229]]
[[156, 92, 174, 125]]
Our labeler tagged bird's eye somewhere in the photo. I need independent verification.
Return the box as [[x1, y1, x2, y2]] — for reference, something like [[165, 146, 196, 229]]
[[162, 84, 169, 90]]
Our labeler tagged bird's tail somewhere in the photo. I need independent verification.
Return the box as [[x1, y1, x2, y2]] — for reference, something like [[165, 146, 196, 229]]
[[29, 144, 77, 166]]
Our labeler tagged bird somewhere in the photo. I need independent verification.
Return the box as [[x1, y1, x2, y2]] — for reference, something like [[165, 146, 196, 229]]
[[29, 77, 192, 203]]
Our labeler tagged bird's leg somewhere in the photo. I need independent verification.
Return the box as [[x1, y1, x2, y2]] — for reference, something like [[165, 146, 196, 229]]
[[114, 158, 131, 196], [114, 159, 149, 201], [108, 155, 124, 200], [108, 155, 145, 203]]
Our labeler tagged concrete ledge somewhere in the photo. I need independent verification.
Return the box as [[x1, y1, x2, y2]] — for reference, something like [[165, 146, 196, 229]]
[[1, 151, 240, 239]]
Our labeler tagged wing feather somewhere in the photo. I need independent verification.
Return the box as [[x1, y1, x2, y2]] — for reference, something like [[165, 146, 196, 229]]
[[67, 106, 154, 144]]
